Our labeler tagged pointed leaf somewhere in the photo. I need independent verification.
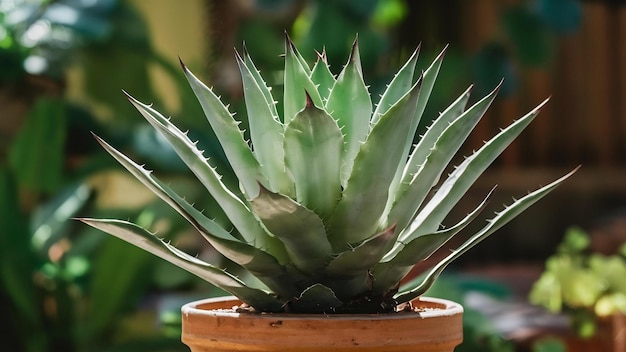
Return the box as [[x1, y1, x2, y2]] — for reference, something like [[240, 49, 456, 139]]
[[93, 135, 293, 273], [372, 47, 419, 122], [113, 99, 273, 248], [236, 50, 294, 196], [400, 98, 550, 243], [394, 167, 579, 303], [372, 188, 493, 293], [385, 85, 498, 233], [327, 79, 421, 248], [384, 47, 447, 208], [9, 97, 66, 192], [284, 96, 343, 218], [180, 63, 267, 198], [392, 189, 493, 264], [283, 35, 323, 123], [242, 44, 279, 117], [250, 186, 332, 274], [78, 218, 284, 312], [311, 50, 336, 102], [325, 40, 373, 185], [400, 85, 474, 186], [286, 32, 312, 76], [31, 182, 92, 251], [412, 46, 447, 133]]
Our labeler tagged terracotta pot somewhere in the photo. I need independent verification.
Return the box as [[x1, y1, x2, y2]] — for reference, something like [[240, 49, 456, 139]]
[[181, 296, 463, 352]]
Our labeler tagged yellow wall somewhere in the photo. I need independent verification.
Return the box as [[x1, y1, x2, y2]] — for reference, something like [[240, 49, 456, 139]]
[[129, 0, 208, 111], [66, 0, 207, 115]]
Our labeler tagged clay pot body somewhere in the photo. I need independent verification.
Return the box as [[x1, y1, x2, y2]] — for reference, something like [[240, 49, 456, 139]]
[[181, 296, 463, 352]]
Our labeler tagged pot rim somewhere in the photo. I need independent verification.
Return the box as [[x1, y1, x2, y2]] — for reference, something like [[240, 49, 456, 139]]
[[181, 295, 463, 320]]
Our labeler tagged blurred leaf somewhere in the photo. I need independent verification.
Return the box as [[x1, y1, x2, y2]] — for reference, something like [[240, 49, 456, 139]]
[[83, 200, 178, 340], [84, 235, 155, 340], [561, 270, 603, 308], [472, 42, 516, 98], [79, 2, 156, 125], [589, 255, 626, 293], [80, 45, 155, 125], [31, 182, 92, 253], [557, 226, 590, 254], [533, 337, 567, 352], [43, 3, 113, 40], [132, 126, 187, 172], [0, 167, 41, 327], [100, 336, 186, 352], [63, 0, 118, 13], [237, 20, 284, 70], [424, 276, 515, 352], [337, 0, 379, 21], [535, 0, 582, 35], [297, 1, 352, 67], [595, 293, 626, 317], [0, 45, 27, 80], [571, 309, 597, 338], [152, 259, 195, 290], [9, 97, 67, 193], [65, 255, 91, 279], [372, 0, 408, 26], [529, 271, 562, 312], [2, 3, 40, 27], [460, 308, 515, 352], [503, 5, 553, 67]]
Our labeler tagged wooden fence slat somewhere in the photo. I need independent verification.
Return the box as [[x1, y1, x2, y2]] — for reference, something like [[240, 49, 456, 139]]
[[581, 3, 615, 165]]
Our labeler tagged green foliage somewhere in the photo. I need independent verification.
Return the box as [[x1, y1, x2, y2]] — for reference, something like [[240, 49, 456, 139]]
[[424, 277, 515, 352], [0, 0, 119, 79], [9, 98, 67, 193], [1, 2, 200, 350], [530, 227, 626, 338], [503, 5, 554, 67], [532, 337, 567, 352], [83, 38, 575, 314]]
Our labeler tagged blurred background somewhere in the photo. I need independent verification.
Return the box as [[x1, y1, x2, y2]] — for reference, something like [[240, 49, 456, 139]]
[[1, 0, 624, 351]]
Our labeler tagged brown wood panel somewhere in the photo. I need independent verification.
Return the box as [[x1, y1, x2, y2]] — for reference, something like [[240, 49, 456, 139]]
[[577, 3, 614, 164], [618, 7, 626, 158]]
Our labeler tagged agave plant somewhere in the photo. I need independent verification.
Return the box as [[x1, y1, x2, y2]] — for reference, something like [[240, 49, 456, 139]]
[[79, 37, 576, 314]]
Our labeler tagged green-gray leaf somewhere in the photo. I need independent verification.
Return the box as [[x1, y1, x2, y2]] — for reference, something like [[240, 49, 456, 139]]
[[325, 40, 373, 186], [394, 167, 579, 303], [325, 225, 396, 275], [117, 98, 276, 251], [372, 46, 419, 122], [311, 50, 336, 102], [250, 186, 332, 274], [373, 188, 493, 293], [78, 218, 284, 312], [236, 50, 293, 196], [327, 79, 421, 249], [384, 84, 498, 234], [180, 62, 268, 198], [92, 135, 294, 284], [384, 47, 447, 210], [284, 96, 343, 218], [283, 35, 323, 123], [400, 98, 550, 243]]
